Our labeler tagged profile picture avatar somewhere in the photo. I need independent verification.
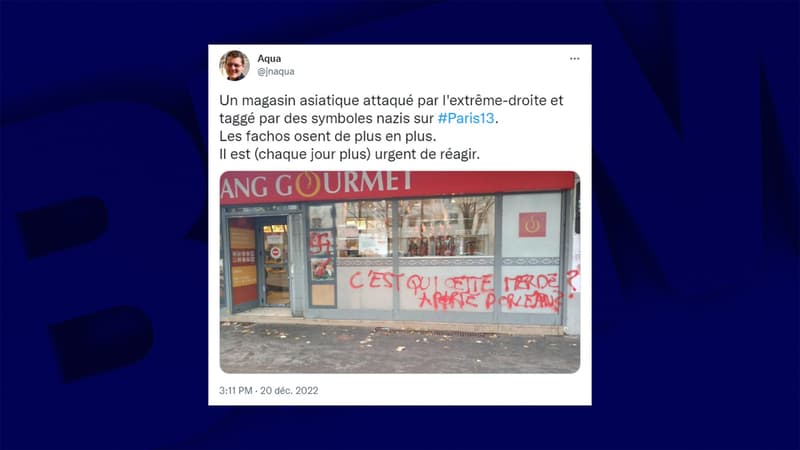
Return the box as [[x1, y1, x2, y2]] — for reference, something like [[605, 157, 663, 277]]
[[220, 50, 249, 81]]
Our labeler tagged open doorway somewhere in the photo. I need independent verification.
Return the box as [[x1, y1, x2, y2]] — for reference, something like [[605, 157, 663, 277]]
[[259, 216, 290, 307]]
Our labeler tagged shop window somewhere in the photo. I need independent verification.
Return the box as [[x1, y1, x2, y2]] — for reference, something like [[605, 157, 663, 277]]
[[308, 204, 335, 274], [308, 204, 334, 229], [308, 204, 337, 307], [399, 196, 494, 257], [335, 201, 391, 257]]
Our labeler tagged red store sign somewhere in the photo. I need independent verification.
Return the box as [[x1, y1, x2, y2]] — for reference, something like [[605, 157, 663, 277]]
[[220, 171, 574, 205], [519, 212, 547, 237]]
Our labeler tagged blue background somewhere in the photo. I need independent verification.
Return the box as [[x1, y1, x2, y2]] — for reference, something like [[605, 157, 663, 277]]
[[1, 1, 798, 449]]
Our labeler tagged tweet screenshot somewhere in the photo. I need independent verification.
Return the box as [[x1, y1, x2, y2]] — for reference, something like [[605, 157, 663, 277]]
[[209, 45, 591, 405]]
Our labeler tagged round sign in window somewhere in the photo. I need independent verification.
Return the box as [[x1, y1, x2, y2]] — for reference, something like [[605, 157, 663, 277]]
[[270, 247, 281, 259]]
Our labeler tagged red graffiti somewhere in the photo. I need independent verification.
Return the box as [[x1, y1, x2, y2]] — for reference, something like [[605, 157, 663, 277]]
[[499, 273, 565, 313], [522, 291, 562, 313], [407, 274, 435, 296], [348, 268, 580, 313], [503, 273, 557, 291], [418, 291, 480, 310], [539, 273, 558, 289], [309, 231, 332, 255], [484, 292, 497, 310], [484, 291, 562, 313], [349, 271, 364, 288], [567, 267, 580, 299], [314, 258, 332, 278], [445, 275, 493, 294], [368, 270, 405, 290], [349, 270, 405, 291]]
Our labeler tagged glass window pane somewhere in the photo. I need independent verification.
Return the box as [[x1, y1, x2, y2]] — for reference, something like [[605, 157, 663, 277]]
[[335, 201, 391, 257], [308, 204, 334, 229], [399, 196, 494, 257]]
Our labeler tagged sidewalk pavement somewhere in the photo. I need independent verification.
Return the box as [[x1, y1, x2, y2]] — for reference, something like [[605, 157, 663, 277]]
[[220, 321, 580, 373]]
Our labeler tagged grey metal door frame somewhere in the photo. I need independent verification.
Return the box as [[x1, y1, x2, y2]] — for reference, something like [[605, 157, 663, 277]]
[[253, 213, 307, 316], [256, 216, 289, 307], [286, 213, 308, 317]]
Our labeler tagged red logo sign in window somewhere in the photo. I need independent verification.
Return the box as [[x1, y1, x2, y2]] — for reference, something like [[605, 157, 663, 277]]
[[519, 212, 546, 237]]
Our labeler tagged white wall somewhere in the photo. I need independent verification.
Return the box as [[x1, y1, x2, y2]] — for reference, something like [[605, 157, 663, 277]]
[[336, 264, 393, 310], [501, 193, 562, 257], [397, 264, 495, 313]]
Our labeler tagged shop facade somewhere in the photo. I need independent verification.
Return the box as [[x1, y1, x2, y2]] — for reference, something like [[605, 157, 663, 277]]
[[220, 171, 580, 334]]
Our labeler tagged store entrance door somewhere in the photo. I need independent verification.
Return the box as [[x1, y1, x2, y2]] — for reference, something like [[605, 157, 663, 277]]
[[259, 216, 290, 307]]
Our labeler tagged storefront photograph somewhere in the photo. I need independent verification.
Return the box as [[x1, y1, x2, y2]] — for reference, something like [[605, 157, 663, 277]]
[[218, 171, 582, 372]]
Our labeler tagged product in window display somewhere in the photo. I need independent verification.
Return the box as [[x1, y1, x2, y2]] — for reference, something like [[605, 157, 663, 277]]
[[435, 235, 455, 256], [406, 239, 419, 256], [311, 257, 334, 280]]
